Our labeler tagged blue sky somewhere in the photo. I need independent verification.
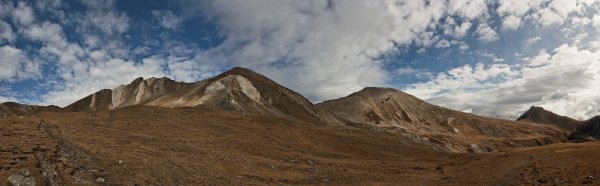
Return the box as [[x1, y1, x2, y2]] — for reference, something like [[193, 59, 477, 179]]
[[1, 0, 600, 119]]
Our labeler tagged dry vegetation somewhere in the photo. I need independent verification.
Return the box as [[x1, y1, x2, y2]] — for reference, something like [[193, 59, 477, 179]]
[[1, 106, 598, 185]]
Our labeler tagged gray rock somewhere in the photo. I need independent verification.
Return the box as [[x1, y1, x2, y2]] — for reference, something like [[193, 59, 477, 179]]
[[96, 177, 106, 183], [587, 175, 596, 179], [8, 174, 36, 186]]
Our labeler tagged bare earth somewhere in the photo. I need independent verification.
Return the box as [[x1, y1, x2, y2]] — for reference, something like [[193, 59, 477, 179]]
[[1, 106, 598, 185]]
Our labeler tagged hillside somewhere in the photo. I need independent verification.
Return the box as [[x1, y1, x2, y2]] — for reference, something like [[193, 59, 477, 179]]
[[316, 87, 567, 152], [1, 106, 598, 185], [0, 102, 62, 117]]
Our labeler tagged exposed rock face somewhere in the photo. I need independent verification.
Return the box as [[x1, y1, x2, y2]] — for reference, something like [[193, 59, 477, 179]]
[[65, 77, 190, 111], [517, 106, 580, 131], [65, 67, 327, 124]]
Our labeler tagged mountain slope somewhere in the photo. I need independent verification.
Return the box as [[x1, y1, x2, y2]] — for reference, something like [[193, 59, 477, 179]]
[[316, 87, 567, 152], [65, 67, 326, 124], [514, 107, 600, 141], [516, 106, 580, 131], [0, 102, 62, 117], [576, 116, 600, 139]]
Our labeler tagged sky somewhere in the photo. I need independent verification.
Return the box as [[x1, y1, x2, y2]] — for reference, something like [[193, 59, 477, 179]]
[[0, 0, 599, 120]]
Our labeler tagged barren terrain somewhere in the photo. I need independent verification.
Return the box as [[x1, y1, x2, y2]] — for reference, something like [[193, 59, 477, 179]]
[[1, 106, 599, 185]]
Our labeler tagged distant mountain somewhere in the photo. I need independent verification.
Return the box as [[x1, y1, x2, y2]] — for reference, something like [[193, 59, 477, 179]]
[[316, 87, 567, 152], [515, 106, 600, 142], [516, 106, 579, 131], [576, 116, 600, 140], [0, 102, 62, 117]]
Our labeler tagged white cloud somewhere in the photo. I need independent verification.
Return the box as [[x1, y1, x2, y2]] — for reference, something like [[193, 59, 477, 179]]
[[396, 67, 416, 76], [593, 15, 600, 30], [445, 20, 472, 38], [0, 20, 15, 43], [493, 57, 505, 62], [202, 0, 451, 101], [496, 0, 531, 17], [152, 10, 183, 30], [0, 46, 40, 81], [447, 0, 488, 20], [0, 95, 17, 103], [475, 24, 499, 42], [406, 44, 600, 119], [525, 49, 550, 67], [537, 8, 564, 26], [502, 15, 521, 30], [571, 16, 591, 27], [42, 58, 167, 106], [526, 36, 542, 45], [12, 2, 35, 25], [434, 39, 451, 48], [415, 31, 440, 47], [79, 0, 129, 35], [549, 0, 578, 18]]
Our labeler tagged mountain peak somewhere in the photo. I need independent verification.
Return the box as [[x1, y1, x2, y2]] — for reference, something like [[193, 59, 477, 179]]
[[64, 66, 324, 124], [220, 66, 261, 77], [517, 106, 579, 131]]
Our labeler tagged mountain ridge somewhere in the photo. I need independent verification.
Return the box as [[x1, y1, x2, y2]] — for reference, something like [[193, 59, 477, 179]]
[[515, 106, 600, 141], [1, 66, 571, 152]]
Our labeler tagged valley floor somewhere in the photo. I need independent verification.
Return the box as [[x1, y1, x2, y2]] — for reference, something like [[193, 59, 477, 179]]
[[1, 106, 599, 185]]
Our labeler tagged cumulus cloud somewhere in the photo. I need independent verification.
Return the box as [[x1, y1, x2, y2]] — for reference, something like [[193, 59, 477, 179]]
[[12, 1, 35, 25], [502, 15, 521, 30], [406, 43, 600, 119], [201, 0, 453, 101], [80, 0, 129, 35], [475, 24, 499, 42], [593, 15, 600, 29], [2, 0, 600, 123], [447, 0, 488, 20], [0, 20, 15, 43], [435, 39, 451, 48], [0, 46, 40, 81]]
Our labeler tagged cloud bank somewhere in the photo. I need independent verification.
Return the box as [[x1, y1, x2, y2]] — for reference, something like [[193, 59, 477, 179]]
[[0, 0, 599, 120]]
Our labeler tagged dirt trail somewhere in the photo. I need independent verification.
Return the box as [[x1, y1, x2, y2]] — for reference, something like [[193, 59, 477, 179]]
[[1, 118, 109, 185]]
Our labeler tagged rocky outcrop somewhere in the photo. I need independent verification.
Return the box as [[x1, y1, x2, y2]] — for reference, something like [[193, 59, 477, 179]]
[[64, 67, 328, 124]]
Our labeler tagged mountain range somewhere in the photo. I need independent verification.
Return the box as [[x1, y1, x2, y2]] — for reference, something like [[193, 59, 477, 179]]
[[2, 67, 600, 185], [3, 67, 592, 152]]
